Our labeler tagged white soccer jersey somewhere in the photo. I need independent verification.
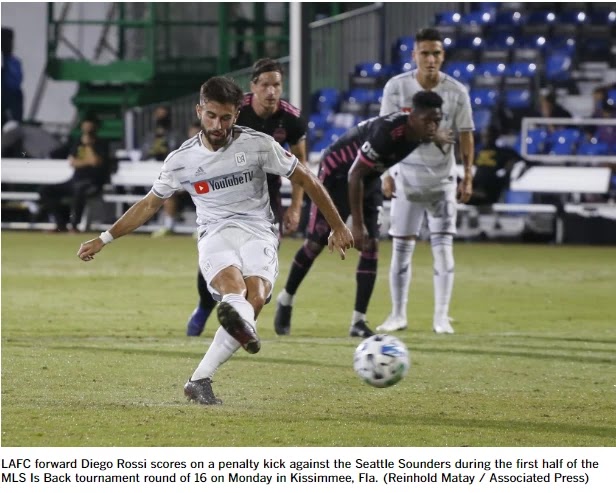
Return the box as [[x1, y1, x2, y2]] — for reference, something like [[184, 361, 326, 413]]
[[151, 126, 298, 238], [380, 69, 474, 193]]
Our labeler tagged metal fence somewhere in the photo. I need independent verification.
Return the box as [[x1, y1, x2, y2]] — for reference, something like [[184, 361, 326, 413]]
[[126, 2, 460, 150]]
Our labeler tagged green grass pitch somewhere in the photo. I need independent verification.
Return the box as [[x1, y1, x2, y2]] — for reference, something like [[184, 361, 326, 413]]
[[1, 231, 615, 446]]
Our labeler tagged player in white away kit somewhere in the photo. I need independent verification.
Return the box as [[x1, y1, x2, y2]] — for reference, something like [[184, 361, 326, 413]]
[[77, 77, 353, 405], [377, 27, 474, 334]]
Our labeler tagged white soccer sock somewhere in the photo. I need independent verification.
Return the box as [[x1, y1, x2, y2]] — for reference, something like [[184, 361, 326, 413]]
[[351, 310, 366, 325], [431, 234, 454, 321], [191, 326, 241, 380], [163, 214, 176, 230], [389, 238, 415, 319], [277, 289, 294, 307]]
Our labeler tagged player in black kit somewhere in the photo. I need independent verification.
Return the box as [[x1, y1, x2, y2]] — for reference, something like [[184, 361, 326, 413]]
[[274, 91, 446, 337], [187, 58, 308, 336]]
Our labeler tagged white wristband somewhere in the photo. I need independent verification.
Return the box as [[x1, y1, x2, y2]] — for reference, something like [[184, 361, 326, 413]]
[[99, 231, 114, 244]]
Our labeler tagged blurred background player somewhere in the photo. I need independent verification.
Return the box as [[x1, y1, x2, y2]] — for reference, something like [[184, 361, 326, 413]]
[[274, 91, 448, 338], [186, 58, 308, 336], [377, 27, 474, 335]]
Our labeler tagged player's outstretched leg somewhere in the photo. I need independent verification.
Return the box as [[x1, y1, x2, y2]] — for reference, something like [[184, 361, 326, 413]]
[[217, 295, 261, 354], [187, 270, 217, 336], [184, 377, 222, 405]]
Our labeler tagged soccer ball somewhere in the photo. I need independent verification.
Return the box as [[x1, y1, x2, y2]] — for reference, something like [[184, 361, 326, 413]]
[[353, 334, 410, 388]]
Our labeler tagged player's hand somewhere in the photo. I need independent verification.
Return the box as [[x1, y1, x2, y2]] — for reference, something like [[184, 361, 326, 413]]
[[350, 222, 369, 251], [77, 237, 105, 262], [434, 129, 455, 147], [282, 206, 301, 235], [457, 175, 473, 203], [382, 175, 396, 199], [327, 225, 354, 260]]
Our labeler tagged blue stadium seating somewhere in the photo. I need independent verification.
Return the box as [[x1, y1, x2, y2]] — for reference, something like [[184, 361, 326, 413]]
[[549, 129, 581, 155], [545, 53, 572, 82], [435, 11, 462, 25], [513, 129, 548, 155], [473, 108, 493, 132], [526, 10, 559, 25], [577, 139, 609, 156], [504, 88, 532, 109], [391, 36, 414, 64], [470, 88, 499, 108], [505, 61, 538, 78], [463, 11, 494, 26], [494, 10, 525, 26], [475, 61, 507, 78], [443, 61, 476, 84], [313, 88, 340, 114]]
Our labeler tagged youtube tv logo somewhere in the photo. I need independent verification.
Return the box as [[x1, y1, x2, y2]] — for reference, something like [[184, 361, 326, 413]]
[[193, 181, 209, 194]]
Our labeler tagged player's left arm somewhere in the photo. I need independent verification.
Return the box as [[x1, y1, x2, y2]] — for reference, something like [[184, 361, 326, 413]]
[[458, 131, 474, 203], [456, 90, 476, 204], [284, 138, 307, 233]]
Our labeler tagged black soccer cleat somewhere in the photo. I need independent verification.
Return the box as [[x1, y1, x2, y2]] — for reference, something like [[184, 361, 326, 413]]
[[184, 378, 222, 405], [349, 320, 375, 338], [217, 302, 261, 354], [274, 302, 292, 335]]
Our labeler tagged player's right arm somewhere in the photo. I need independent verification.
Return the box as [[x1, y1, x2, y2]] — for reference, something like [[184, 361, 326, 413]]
[[77, 192, 166, 261]]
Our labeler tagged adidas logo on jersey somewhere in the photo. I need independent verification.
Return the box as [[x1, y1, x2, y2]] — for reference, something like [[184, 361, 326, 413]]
[[195, 166, 205, 175]]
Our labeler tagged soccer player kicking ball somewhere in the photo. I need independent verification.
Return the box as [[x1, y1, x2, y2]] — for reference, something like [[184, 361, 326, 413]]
[[274, 91, 450, 338], [77, 76, 353, 405]]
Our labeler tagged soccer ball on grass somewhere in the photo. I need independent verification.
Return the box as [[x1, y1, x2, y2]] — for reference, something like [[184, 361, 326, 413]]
[[353, 334, 410, 388]]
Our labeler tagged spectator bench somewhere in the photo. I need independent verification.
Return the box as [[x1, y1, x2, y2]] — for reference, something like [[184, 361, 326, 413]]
[[1, 158, 613, 241]]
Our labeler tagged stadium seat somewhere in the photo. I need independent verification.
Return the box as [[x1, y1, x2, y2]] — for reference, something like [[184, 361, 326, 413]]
[[351, 62, 392, 89], [472, 108, 493, 133], [504, 88, 532, 109], [577, 138, 609, 156], [505, 62, 538, 78], [547, 37, 577, 57], [548, 129, 581, 155], [313, 88, 340, 114], [470, 88, 499, 108], [391, 36, 414, 65], [513, 128, 548, 155], [526, 10, 559, 25], [545, 53, 572, 82], [455, 35, 484, 51], [462, 10, 494, 26], [435, 11, 462, 25], [474, 62, 507, 87], [558, 10, 588, 25], [484, 31, 517, 50], [307, 113, 332, 142], [443, 61, 475, 84], [494, 10, 525, 26], [340, 88, 373, 115]]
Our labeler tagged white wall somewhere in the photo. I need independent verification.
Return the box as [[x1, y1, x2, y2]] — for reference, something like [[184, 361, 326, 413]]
[[0, 2, 111, 125]]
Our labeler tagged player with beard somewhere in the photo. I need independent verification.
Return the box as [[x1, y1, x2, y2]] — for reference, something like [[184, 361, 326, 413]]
[[77, 76, 352, 404], [186, 58, 308, 337]]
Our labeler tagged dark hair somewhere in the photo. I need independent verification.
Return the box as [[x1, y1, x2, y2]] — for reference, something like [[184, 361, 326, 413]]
[[199, 76, 244, 108], [415, 27, 443, 44], [251, 58, 284, 83], [412, 91, 444, 111]]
